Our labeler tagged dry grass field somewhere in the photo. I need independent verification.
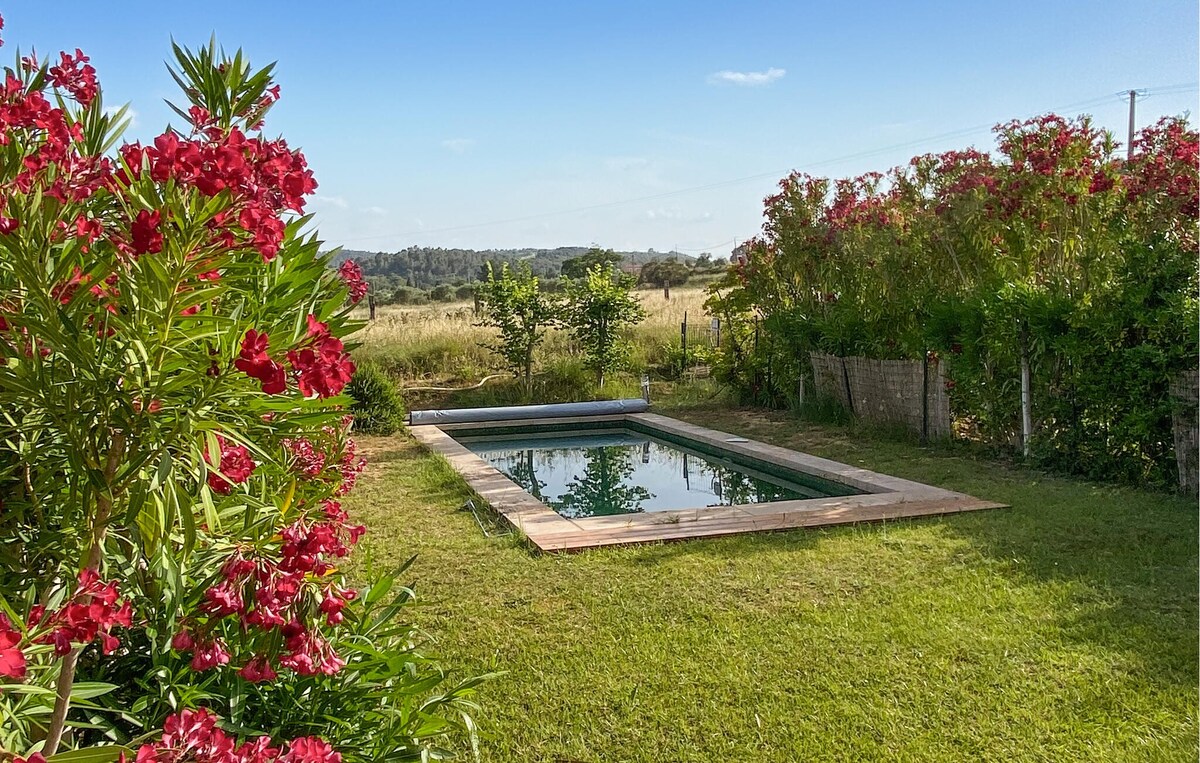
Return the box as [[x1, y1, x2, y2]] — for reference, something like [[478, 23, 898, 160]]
[[351, 286, 713, 384]]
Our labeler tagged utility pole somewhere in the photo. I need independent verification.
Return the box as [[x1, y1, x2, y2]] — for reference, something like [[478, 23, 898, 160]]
[[1127, 89, 1137, 160]]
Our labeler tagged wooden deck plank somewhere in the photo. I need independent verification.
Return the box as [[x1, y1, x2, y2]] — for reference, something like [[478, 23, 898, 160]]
[[535, 498, 1007, 552]]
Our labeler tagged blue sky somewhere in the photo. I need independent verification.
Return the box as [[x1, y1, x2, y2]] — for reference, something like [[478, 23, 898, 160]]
[[7, 1, 1199, 255]]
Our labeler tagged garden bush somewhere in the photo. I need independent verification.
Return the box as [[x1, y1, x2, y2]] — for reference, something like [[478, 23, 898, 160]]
[[347, 361, 406, 435], [710, 114, 1198, 486], [0, 20, 481, 762]]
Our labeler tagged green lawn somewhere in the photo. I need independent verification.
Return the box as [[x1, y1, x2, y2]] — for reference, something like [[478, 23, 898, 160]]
[[346, 401, 1198, 762]]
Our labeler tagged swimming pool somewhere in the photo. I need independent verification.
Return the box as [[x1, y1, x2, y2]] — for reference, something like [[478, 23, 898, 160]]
[[455, 426, 862, 519], [410, 411, 1004, 552]]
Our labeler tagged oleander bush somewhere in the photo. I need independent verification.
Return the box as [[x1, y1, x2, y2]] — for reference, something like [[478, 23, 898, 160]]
[[0, 17, 481, 763], [710, 113, 1198, 486]]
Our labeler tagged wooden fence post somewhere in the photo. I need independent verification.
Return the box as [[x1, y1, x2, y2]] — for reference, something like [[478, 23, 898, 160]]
[[1020, 328, 1032, 458], [840, 345, 855, 415], [680, 311, 689, 375], [921, 349, 930, 444]]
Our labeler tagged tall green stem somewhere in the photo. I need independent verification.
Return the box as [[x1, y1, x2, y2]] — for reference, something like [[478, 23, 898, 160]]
[[42, 430, 126, 757]]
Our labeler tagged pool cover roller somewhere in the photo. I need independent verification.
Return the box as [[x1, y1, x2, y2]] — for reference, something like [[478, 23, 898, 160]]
[[407, 398, 649, 426]]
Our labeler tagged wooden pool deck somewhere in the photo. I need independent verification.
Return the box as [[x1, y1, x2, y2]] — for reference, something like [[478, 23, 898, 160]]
[[409, 412, 1006, 552]]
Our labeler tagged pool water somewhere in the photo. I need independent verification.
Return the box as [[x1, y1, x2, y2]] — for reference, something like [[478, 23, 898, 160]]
[[454, 428, 860, 519]]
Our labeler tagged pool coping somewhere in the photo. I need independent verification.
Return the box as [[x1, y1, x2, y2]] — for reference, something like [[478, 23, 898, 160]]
[[409, 412, 1007, 552]]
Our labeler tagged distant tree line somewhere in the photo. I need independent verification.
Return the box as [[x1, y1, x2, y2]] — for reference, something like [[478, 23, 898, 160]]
[[329, 245, 729, 305]]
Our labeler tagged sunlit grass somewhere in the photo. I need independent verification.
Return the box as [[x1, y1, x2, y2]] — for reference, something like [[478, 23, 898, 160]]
[[345, 397, 1199, 762]]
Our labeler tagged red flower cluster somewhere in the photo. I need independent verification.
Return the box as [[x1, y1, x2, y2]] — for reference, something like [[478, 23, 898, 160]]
[[75, 214, 104, 251], [129, 209, 164, 256], [51, 267, 120, 316], [133, 708, 341, 763], [281, 430, 365, 495], [1126, 116, 1200, 226], [30, 569, 132, 656], [825, 172, 894, 231], [336, 260, 369, 304], [334, 438, 366, 496], [287, 316, 354, 399], [174, 500, 363, 678], [913, 149, 999, 207], [235, 318, 354, 399], [0, 612, 25, 679], [206, 436, 257, 494], [48, 48, 98, 107], [988, 114, 1118, 213], [0, 71, 99, 207], [174, 632, 231, 672], [120, 124, 316, 261], [282, 436, 326, 477], [235, 329, 287, 394]]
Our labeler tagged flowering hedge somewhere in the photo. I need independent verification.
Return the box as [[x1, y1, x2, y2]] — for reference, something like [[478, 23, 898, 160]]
[[0, 17, 481, 762], [709, 113, 1198, 485]]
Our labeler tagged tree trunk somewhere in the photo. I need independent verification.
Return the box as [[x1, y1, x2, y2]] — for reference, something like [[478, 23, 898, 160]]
[[43, 431, 125, 757], [597, 316, 607, 387]]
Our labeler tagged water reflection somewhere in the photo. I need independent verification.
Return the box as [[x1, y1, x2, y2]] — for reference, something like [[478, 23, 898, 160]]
[[505, 448, 547, 501], [551, 447, 654, 518]]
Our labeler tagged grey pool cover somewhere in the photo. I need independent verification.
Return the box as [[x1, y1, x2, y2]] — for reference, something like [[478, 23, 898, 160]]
[[407, 398, 649, 426]]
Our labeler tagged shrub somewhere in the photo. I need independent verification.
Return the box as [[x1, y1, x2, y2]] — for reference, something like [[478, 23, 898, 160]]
[[0, 21, 481, 761], [562, 263, 645, 387], [709, 113, 1199, 485], [347, 361, 407, 434], [475, 262, 559, 392]]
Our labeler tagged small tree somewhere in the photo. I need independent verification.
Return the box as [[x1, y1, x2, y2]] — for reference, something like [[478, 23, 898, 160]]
[[639, 258, 690, 298], [563, 264, 646, 387], [476, 262, 559, 392], [561, 247, 622, 279]]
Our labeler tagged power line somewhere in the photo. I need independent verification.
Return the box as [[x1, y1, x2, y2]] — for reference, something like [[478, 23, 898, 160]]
[[334, 83, 1199, 244], [673, 239, 737, 253], [1144, 81, 1200, 95]]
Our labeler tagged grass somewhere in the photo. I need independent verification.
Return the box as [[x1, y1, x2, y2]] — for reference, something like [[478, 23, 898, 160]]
[[344, 395, 1199, 762]]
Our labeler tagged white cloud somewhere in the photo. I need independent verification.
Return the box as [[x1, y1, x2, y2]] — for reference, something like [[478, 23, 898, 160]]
[[363, 206, 388, 216], [312, 195, 349, 209], [104, 105, 138, 128], [707, 67, 786, 87], [441, 138, 476, 153]]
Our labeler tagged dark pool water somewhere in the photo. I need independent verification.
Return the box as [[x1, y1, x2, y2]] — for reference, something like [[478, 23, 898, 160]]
[[455, 428, 851, 519]]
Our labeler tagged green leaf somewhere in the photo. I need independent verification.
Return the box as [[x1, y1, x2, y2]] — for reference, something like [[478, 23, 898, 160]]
[[70, 682, 120, 700], [45, 745, 133, 763]]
